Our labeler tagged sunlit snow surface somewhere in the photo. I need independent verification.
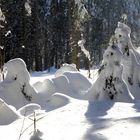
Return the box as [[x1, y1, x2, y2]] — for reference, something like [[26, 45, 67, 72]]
[[0, 68, 140, 140], [1, 21, 140, 140], [1, 96, 140, 140]]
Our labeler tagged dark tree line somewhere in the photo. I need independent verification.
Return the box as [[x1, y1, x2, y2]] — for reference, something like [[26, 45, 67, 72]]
[[0, 0, 140, 71]]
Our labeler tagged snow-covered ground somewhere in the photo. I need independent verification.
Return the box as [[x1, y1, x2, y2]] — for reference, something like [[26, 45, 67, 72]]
[[1, 22, 140, 140], [0, 68, 140, 140]]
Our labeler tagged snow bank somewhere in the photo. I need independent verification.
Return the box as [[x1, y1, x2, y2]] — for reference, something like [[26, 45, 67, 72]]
[[0, 98, 19, 125]]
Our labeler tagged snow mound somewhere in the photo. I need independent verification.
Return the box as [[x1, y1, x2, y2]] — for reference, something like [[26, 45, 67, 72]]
[[52, 75, 70, 94], [63, 72, 92, 99], [33, 82, 43, 92], [3, 58, 30, 83], [48, 93, 70, 108], [55, 63, 78, 77], [0, 58, 37, 109], [18, 103, 41, 116], [0, 98, 19, 125], [33, 79, 56, 99]]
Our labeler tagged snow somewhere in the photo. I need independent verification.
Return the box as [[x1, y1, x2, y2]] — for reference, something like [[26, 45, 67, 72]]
[[5, 30, 11, 37], [0, 8, 5, 21], [33, 79, 56, 100], [81, 42, 133, 102], [75, 0, 89, 21], [18, 104, 41, 116], [0, 69, 139, 139], [55, 63, 78, 77], [1, 22, 140, 140], [0, 98, 19, 125], [1, 97, 140, 140], [115, 22, 140, 100], [30, 130, 43, 140], [25, 0, 31, 16], [78, 39, 91, 60], [0, 58, 37, 109]]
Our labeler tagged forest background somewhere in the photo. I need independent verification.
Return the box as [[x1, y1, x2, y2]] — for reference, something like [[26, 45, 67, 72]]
[[0, 0, 140, 71]]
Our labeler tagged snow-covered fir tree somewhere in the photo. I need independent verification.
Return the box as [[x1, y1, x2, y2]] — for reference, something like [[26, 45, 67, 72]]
[[115, 22, 140, 99], [85, 38, 133, 102], [84, 21, 140, 102]]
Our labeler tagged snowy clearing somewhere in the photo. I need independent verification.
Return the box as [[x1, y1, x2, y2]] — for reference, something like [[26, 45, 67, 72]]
[[0, 22, 140, 140]]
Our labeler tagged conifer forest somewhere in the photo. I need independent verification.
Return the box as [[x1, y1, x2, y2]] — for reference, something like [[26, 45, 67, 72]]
[[0, 0, 140, 71]]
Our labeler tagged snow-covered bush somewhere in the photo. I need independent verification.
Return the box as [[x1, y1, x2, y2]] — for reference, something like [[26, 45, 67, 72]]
[[0, 58, 36, 108], [3, 58, 30, 82]]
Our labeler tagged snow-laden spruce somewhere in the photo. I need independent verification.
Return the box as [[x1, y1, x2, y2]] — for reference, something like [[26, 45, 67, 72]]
[[82, 42, 133, 102], [115, 22, 140, 62], [115, 22, 140, 99]]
